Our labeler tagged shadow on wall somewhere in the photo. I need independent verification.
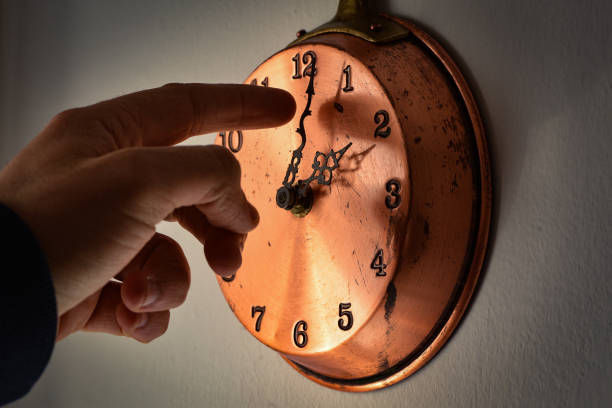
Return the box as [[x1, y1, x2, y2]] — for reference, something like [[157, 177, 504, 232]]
[[1, 2, 77, 166], [385, 0, 612, 233]]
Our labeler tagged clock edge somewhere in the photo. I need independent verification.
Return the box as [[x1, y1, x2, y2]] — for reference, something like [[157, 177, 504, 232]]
[[279, 15, 493, 392]]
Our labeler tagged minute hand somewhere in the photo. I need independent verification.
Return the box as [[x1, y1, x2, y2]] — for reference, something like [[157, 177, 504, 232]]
[[281, 70, 315, 187]]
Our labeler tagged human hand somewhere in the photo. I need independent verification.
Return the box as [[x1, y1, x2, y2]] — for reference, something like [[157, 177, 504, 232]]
[[0, 83, 295, 342]]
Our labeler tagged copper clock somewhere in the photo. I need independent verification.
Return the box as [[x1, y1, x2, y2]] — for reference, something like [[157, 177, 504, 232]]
[[214, 0, 491, 392]]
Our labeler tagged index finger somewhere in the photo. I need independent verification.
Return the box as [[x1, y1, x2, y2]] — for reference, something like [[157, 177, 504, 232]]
[[79, 83, 296, 147]]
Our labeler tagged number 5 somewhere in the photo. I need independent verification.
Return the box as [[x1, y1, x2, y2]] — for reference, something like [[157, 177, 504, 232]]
[[338, 303, 353, 331]]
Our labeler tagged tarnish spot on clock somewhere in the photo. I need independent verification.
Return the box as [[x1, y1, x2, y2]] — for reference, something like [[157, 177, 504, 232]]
[[447, 138, 471, 171], [352, 249, 367, 289], [334, 102, 344, 113], [386, 214, 400, 248], [450, 174, 459, 193], [406, 215, 429, 264], [377, 351, 390, 371], [384, 282, 397, 322]]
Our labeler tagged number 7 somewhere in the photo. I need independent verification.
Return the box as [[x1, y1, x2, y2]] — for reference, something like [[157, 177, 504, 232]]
[[251, 306, 266, 332]]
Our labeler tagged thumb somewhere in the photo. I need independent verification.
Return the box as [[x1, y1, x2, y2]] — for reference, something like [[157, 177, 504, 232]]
[[100, 144, 258, 233]]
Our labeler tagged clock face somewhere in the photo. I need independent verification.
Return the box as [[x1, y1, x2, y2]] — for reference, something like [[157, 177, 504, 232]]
[[215, 44, 409, 356], [211, 13, 491, 391]]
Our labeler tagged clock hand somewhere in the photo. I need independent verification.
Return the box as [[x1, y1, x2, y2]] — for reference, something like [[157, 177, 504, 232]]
[[277, 142, 352, 217], [276, 59, 316, 213], [281, 66, 316, 188], [300, 142, 353, 187]]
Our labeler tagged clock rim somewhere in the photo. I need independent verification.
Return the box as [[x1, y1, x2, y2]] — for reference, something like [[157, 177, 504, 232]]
[[279, 15, 493, 392]]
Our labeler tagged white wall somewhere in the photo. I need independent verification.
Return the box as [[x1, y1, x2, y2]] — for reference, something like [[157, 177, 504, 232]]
[[2, 1, 611, 406]]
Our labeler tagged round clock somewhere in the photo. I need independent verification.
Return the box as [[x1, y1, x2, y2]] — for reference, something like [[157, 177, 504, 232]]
[[214, 0, 491, 392]]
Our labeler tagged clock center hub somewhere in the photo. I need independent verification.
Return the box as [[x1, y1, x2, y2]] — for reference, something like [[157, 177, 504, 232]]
[[275, 183, 313, 218]]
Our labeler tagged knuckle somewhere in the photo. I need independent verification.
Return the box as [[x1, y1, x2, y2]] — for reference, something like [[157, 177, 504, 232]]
[[51, 108, 85, 128], [103, 149, 162, 211], [149, 234, 190, 306], [112, 149, 150, 186], [109, 101, 144, 143], [199, 145, 242, 203], [134, 311, 169, 344], [208, 145, 241, 182], [210, 194, 241, 223], [161, 82, 184, 90], [153, 312, 170, 340]]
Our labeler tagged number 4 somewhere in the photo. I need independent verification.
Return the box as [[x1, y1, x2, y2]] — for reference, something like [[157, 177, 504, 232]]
[[371, 248, 387, 277]]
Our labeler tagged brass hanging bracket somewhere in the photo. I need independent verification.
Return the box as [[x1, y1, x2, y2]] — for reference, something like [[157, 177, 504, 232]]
[[289, 0, 412, 46]]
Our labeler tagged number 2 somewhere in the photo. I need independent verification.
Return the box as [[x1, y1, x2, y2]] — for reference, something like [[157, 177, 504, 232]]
[[374, 110, 391, 138]]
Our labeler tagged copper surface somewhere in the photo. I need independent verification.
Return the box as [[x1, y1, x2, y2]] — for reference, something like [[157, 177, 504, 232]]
[[215, 15, 491, 392]]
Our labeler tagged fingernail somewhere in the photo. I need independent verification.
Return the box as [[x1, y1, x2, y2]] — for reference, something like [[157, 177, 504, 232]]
[[142, 279, 160, 308], [135, 313, 149, 329]]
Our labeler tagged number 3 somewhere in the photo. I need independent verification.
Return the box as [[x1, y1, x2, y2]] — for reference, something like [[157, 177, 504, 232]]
[[385, 179, 401, 209]]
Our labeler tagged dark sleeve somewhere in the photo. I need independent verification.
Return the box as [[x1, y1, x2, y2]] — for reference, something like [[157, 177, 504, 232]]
[[0, 203, 57, 405]]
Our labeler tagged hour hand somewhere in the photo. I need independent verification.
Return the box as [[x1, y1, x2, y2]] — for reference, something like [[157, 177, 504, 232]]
[[302, 142, 353, 186], [282, 150, 302, 187], [276, 142, 352, 216]]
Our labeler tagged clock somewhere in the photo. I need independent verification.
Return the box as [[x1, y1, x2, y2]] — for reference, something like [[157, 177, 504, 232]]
[[214, 0, 491, 392]]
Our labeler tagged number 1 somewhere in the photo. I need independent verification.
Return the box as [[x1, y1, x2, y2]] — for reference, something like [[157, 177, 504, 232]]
[[342, 65, 354, 92]]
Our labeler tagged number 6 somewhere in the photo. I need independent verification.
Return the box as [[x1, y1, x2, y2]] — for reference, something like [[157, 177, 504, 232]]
[[293, 320, 308, 348]]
